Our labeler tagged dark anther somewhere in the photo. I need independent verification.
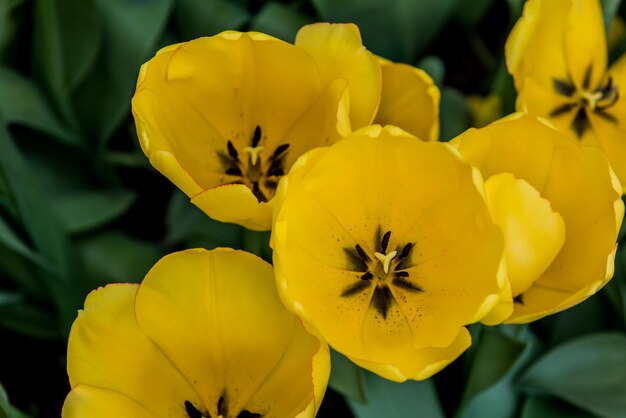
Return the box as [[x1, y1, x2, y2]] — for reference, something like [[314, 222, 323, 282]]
[[549, 103, 577, 118], [399, 243, 413, 259], [251, 125, 262, 147], [394, 271, 409, 278], [371, 285, 393, 318], [226, 167, 242, 176], [582, 65, 592, 90], [266, 168, 285, 177], [251, 182, 268, 203], [237, 411, 262, 418], [227, 140, 239, 160], [344, 247, 368, 272], [217, 396, 225, 416], [552, 78, 575, 97], [513, 294, 524, 305], [355, 244, 370, 261], [264, 179, 278, 190], [392, 277, 423, 293], [381, 231, 391, 253], [361, 272, 374, 281], [571, 107, 589, 138], [341, 280, 372, 297], [595, 109, 618, 123], [185, 401, 205, 418], [272, 144, 290, 159]]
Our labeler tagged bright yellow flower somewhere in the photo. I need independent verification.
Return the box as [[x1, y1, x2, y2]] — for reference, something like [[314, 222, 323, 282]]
[[132, 31, 352, 231], [453, 114, 624, 323], [271, 125, 504, 382], [506, 0, 626, 191], [294, 23, 440, 141], [62, 248, 330, 418]]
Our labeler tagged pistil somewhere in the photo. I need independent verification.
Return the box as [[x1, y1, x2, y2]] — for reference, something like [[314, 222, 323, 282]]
[[374, 250, 398, 274]]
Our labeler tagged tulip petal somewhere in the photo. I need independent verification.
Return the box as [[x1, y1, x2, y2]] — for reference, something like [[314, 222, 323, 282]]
[[374, 62, 440, 141], [295, 23, 381, 129], [484, 173, 566, 296], [65, 284, 201, 417], [63, 386, 157, 418], [134, 249, 326, 417]]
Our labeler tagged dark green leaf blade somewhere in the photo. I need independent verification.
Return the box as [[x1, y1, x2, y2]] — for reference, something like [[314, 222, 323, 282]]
[[348, 372, 445, 418], [329, 349, 367, 403], [520, 333, 626, 418]]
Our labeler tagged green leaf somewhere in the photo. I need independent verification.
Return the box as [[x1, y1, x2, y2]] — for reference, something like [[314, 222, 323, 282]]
[[348, 372, 445, 418], [0, 295, 61, 340], [312, 0, 458, 61], [73, 0, 175, 145], [0, 214, 53, 271], [439, 87, 472, 141], [52, 189, 135, 234], [520, 333, 626, 418], [417, 55, 445, 86], [0, 380, 30, 418], [521, 396, 600, 418], [452, 0, 494, 28], [79, 230, 161, 286], [0, 116, 75, 281], [458, 327, 529, 418], [0, 66, 80, 145], [166, 190, 243, 249], [32, 0, 101, 123], [174, 0, 249, 39], [0, 0, 25, 63], [329, 349, 366, 403], [602, 0, 622, 35], [250, 2, 314, 43]]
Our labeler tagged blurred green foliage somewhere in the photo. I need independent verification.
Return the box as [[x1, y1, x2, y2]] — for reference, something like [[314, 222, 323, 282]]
[[1, 0, 626, 417]]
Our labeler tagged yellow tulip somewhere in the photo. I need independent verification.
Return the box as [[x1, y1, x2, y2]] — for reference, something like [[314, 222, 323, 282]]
[[506, 0, 626, 192], [271, 125, 504, 381], [132, 24, 440, 231], [453, 114, 624, 323], [62, 249, 329, 418]]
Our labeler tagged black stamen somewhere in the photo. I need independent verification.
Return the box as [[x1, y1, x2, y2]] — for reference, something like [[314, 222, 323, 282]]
[[595, 109, 618, 123], [227, 141, 239, 160], [237, 411, 262, 418], [571, 107, 589, 138], [582, 65, 592, 90], [251, 182, 268, 203], [271, 144, 290, 159], [185, 401, 205, 418], [399, 243, 413, 259], [266, 168, 284, 177], [597, 90, 620, 110], [392, 277, 423, 293], [361, 272, 374, 281], [344, 247, 368, 272], [341, 280, 372, 297], [217, 396, 225, 416], [264, 180, 278, 190], [355, 244, 370, 261], [394, 271, 409, 278], [549, 103, 577, 118], [251, 126, 262, 147], [513, 294, 524, 305], [375, 226, 382, 252], [371, 286, 393, 319], [553, 78, 575, 97], [381, 231, 391, 253], [226, 167, 242, 176]]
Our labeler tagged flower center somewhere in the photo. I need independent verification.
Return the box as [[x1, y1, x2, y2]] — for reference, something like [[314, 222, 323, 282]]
[[341, 228, 422, 319], [220, 125, 290, 203], [550, 64, 619, 138], [185, 396, 262, 418]]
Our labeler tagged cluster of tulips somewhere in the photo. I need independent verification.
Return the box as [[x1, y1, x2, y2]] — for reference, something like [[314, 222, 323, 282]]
[[62, 0, 625, 417]]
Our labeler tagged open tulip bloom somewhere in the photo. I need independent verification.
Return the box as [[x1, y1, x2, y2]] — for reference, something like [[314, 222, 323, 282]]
[[132, 23, 438, 231], [271, 125, 506, 382], [453, 114, 623, 323], [507, 0, 626, 191], [62, 249, 330, 418]]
